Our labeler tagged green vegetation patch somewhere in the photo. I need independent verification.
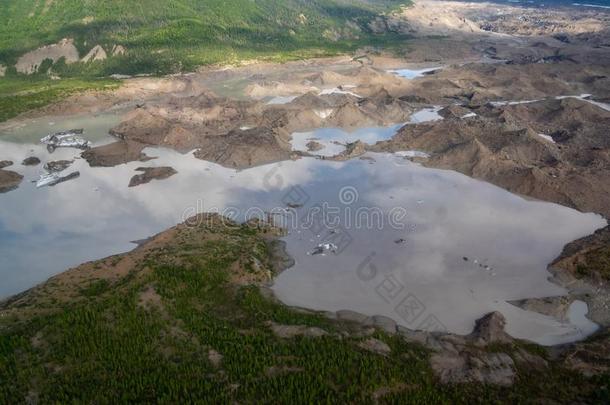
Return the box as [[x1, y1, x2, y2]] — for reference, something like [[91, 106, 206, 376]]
[[0, 76, 119, 122], [575, 245, 610, 281], [1, 218, 608, 402]]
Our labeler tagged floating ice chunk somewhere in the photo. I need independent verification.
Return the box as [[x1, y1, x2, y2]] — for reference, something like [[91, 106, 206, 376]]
[[389, 67, 442, 80], [490, 94, 610, 113], [41, 129, 90, 150], [314, 109, 334, 119], [537, 133, 556, 144], [36, 171, 80, 188], [319, 87, 361, 98], [395, 150, 430, 159], [310, 243, 338, 256], [267, 95, 298, 105], [409, 107, 443, 123]]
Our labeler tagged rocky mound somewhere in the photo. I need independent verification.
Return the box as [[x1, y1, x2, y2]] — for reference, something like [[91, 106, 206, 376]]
[[193, 128, 293, 169], [552, 225, 610, 283], [370, 98, 610, 218], [21, 156, 41, 166], [82, 141, 153, 167], [0, 169, 23, 193], [128, 167, 178, 187]]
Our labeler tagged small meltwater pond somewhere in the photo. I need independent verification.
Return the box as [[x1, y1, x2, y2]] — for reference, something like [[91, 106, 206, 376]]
[[389, 67, 442, 80], [0, 114, 606, 346], [291, 124, 404, 157], [290, 107, 443, 157]]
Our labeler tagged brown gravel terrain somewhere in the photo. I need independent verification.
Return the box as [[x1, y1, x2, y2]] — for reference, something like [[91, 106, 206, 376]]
[[370, 98, 610, 218]]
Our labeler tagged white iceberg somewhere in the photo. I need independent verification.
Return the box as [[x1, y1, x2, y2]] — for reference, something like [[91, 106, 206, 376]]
[[41, 129, 91, 150], [36, 170, 80, 188], [310, 242, 339, 256]]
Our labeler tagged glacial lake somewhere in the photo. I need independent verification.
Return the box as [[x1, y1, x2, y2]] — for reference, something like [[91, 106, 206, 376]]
[[0, 113, 606, 346]]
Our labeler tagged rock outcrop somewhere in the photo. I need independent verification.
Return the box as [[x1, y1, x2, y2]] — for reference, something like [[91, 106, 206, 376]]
[[371, 98, 610, 218], [22, 156, 41, 166], [426, 312, 522, 386], [81, 45, 107, 63], [82, 141, 152, 167], [468, 311, 512, 345], [552, 225, 610, 283], [430, 350, 516, 386], [128, 166, 178, 187], [306, 140, 324, 152], [16, 38, 79, 74], [0, 169, 23, 193]]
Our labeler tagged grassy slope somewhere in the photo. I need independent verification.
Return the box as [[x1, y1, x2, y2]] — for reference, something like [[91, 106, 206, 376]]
[[0, 216, 607, 403], [0, 1, 409, 122], [0, 77, 119, 122], [0, 0, 408, 75]]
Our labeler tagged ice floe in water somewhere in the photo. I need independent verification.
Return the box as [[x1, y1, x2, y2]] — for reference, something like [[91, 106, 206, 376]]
[[537, 133, 556, 144], [389, 67, 442, 80]]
